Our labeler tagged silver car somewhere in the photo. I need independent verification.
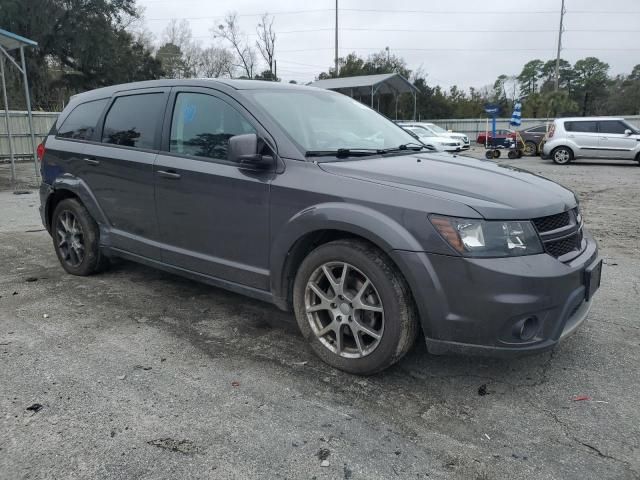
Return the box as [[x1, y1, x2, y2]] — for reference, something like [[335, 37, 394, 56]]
[[543, 117, 640, 165]]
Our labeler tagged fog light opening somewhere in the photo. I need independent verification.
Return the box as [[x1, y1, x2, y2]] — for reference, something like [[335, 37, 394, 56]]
[[519, 316, 539, 341]]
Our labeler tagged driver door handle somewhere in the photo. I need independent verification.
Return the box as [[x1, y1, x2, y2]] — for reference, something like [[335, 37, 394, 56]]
[[157, 169, 181, 179], [84, 157, 99, 166]]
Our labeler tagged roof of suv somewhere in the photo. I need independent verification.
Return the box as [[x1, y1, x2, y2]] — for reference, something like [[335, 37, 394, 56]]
[[69, 78, 316, 103], [555, 116, 624, 122]]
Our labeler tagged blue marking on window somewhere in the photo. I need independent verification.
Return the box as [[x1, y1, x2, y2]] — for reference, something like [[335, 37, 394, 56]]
[[183, 104, 197, 123]]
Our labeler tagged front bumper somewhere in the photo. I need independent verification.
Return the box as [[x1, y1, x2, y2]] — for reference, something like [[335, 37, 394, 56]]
[[391, 231, 599, 356]]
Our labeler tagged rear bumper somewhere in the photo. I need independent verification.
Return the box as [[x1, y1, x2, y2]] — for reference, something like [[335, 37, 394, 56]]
[[391, 231, 599, 357], [39, 182, 53, 232]]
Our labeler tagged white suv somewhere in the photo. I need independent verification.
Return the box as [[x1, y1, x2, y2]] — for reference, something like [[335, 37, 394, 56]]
[[398, 122, 470, 149], [543, 117, 640, 165]]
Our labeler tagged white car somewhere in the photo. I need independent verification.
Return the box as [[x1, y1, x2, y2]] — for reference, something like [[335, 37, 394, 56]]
[[399, 122, 470, 149], [403, 126, 463, 152]]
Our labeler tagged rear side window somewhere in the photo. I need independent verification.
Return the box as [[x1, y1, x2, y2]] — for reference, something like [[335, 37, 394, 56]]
[[527, 125, 547, 133], [169, 92, 256, 160], [102, 93, 165, 149], [598, 120, 627, 134], [564, 121, 597, 133], [57, 99, 108, 140]]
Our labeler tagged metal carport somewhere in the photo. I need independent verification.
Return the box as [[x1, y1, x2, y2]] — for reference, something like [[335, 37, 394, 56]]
[[0, 28, 39, 185], [310, 73, 417, 120]]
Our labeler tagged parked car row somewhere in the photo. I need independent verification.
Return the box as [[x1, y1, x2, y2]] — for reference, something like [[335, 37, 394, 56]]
[[396, 121, 470, 152], [403, 116, 639, 165]]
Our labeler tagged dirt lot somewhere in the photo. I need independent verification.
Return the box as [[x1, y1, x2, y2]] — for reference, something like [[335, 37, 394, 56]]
[[1, 156, 639, 479]]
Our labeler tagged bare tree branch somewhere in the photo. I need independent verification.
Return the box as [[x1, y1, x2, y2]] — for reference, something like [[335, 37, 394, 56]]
[[214, 12, 256, 79], [256, 13, 276, 75]]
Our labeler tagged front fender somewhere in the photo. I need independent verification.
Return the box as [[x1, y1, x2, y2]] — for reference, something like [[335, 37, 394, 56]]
[[270, 202, 425, 303]]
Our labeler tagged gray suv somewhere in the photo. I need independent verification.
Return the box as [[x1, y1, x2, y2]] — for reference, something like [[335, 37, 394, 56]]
[[39, 80, 602, 374], [543, 117, 640, 164]]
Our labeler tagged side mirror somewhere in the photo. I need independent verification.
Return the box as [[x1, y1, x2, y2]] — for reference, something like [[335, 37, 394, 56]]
[[624, 129, 632, 136], [228, 133, 273, 170]]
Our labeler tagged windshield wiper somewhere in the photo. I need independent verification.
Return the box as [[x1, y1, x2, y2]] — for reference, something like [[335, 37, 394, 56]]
[[305, 148, 383, 158], [381, 142, 431, 153]]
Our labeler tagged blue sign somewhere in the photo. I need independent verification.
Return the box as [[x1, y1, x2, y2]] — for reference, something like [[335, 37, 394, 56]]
[[484, 104, 500, 116]]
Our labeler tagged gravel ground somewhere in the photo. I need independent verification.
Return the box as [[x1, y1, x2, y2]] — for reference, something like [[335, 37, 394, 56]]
[[1, 156, 639, 480]]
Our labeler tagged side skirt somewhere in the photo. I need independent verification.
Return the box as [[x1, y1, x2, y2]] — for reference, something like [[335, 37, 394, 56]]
[[103, 246, 275, 305]]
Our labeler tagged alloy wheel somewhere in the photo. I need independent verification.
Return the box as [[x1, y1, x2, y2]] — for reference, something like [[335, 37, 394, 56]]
[[304, 262, 384, 359], [554, 148, 570, 164], [56, 210, 85, 267]]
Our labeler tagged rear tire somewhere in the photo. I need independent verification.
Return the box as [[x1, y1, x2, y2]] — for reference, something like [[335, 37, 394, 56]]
[[293, 239, 418, 375], [551, 146, 573, 165], [52, 198, 108, 276], [523, 141, 537, 156]]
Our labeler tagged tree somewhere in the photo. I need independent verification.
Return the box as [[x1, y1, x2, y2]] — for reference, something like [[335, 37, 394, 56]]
[[161, 19, 199, 78], [215, 12, 256, 79], [573, 57, 610, 115], [157, 43, 188, 79], [541, 59, 574, 92], [518, 59, 544, 96], [195, 47, 234, 78], [256, 13, 276, 78], [1, 0, 162, 109], [254, 70, 278, 81]]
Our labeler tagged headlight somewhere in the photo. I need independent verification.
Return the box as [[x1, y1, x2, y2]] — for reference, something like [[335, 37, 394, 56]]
[[430, 216, 543, 257]]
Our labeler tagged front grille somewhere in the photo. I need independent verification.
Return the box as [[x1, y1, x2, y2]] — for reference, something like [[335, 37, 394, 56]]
[[545, 233, 581, 258], [532, 211, 571, 232], [532, 209, 583, 260]]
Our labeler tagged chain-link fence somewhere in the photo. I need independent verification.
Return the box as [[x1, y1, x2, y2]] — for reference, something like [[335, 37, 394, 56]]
[[0, 110, 58, 191]]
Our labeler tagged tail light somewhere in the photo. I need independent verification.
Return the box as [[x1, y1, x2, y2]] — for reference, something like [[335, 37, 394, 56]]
[[548, 124, 555, 138], [36, 142, 45, 161]]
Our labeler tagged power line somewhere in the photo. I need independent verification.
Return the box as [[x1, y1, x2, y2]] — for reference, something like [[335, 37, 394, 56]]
[[278, 47, 640, 53], [187, 28, 638, 40], [145, 8, 640, 21]]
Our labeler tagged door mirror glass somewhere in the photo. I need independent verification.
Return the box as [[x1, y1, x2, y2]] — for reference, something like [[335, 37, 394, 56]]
[[228, 133, 273, 170]]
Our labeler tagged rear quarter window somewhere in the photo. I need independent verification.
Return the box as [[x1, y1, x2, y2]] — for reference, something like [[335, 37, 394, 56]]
[[57, 99, 109, 140], [102, 93, 165, 150], [564, 121, 597, 133]]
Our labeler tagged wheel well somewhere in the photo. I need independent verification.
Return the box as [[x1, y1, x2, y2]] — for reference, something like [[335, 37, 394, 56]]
[[551, 145, 573, 156], [279, 229, 407, 309], [46, 189, 79, 231]]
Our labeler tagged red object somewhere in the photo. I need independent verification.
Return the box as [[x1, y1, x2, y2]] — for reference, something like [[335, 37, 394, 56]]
[[36, 142, 45, 161], [572, 395, 591, 401], [476, 131, 517, 144]]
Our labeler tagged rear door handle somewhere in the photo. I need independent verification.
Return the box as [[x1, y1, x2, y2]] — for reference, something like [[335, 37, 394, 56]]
[[84, 157, 99, 166], [157, 169, 181, 179]]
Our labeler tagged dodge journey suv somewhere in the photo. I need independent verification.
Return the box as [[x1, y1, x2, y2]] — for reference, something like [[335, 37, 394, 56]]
[[543, 116, 640, 164], [39, 80, 602, 374]]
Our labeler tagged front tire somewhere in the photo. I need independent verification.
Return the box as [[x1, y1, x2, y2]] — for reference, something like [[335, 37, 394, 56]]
[[551, 146, 573, 165], [52, 198, 108, 276], [293, 239, 418, 375]]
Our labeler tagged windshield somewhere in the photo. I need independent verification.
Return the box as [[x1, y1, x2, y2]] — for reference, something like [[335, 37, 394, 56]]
[[427, 124, 447, 134], [623, 121, 640, 134], [247, 89, 418, 153]]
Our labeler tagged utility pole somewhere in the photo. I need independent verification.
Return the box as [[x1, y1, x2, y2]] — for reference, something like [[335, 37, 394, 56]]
[[385, 46, 390, 63], [554, 0, 566, 91], [334, 0, 339, 77]]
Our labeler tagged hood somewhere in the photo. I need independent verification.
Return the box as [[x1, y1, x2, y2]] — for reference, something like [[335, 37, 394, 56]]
[[318, 153, 577, 219], [443, 132, 467, 140]]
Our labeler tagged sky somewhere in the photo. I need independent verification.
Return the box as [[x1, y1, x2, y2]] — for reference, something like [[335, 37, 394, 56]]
[[135, 0, 640, 90]]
